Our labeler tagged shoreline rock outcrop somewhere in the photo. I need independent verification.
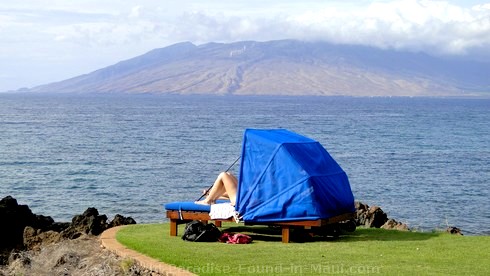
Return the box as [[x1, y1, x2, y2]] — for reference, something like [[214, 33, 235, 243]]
[[355, 201, 410, 231], [446, 226, 463, 235], [0, 195, 136, 265], [354, 201, 463, 234]]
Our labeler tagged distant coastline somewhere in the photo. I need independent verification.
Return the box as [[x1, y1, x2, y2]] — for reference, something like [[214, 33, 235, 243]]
[[3, 91, 490, 100]]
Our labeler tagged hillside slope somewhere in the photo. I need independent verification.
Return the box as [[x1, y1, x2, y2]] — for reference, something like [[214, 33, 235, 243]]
[[27, 40, 490, 96]]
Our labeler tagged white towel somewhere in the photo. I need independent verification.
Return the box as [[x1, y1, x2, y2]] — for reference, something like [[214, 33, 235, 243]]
[[209, 203, 236, 219]]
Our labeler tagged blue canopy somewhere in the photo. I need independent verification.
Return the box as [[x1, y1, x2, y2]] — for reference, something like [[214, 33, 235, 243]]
[[235, 129, 355, 222]]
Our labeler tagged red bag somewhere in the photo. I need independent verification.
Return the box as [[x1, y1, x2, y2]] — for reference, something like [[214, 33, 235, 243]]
[[219, 233, 252, 244]]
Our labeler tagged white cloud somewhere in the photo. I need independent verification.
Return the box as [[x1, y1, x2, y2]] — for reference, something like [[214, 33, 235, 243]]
[[167, 0, 490, 56], [4, 0, 489, 55], [128, 6, 141, 19], [48, 21, 159, 47]]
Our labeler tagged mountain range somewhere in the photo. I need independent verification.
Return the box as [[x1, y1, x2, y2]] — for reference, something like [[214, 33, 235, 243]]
[[23, 39, 490, 97]]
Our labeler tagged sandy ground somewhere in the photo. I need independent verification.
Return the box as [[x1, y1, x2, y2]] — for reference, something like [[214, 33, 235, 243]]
[[0, 235, 162, 276]]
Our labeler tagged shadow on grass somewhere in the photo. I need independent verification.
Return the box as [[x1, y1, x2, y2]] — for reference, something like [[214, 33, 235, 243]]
[[339, 227, 441, 242], [221, 225, 440, 243]]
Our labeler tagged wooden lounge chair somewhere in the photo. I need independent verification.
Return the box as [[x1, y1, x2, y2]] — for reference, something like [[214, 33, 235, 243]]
[[165, 202, 355, 243]]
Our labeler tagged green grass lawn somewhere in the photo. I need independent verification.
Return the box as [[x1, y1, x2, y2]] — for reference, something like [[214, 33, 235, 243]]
[[117, 223, 489, 275]]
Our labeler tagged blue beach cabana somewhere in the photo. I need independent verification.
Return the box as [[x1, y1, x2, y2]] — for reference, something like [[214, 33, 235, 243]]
[[236, 128, 355, 222], [165, 129, 356, 242]]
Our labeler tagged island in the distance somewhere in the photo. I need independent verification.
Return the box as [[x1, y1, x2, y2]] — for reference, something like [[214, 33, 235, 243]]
[[18, 40, 490, 97]]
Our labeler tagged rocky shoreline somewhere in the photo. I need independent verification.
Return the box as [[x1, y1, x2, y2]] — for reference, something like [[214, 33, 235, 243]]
[[0, 195, 462, 275], [0, 196, 162, 275]]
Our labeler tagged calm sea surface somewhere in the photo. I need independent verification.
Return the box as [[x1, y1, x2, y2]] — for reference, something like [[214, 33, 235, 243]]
[[0, 94, 488, 235]]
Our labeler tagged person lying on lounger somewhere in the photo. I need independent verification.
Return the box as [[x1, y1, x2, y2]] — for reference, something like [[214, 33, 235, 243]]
[[195, 172, 238, 206]]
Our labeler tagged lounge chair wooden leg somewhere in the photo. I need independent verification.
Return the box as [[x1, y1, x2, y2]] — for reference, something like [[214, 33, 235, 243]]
[[214, 221, 222, 227], [170, 219, 178, 236], [282, 226, 290, 243]]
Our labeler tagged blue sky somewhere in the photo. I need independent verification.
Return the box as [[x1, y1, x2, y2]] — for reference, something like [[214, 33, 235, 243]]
[[1, 0, 489, 91]]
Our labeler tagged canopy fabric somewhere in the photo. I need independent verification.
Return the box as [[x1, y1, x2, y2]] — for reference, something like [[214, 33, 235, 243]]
[[235, 129, 355, 222]]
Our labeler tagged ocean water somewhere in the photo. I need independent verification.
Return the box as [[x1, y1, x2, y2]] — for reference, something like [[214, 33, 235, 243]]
[[0, 94, 488, 235]]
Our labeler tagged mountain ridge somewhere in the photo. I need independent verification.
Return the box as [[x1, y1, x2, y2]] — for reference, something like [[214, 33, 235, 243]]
[[23, 39, 490, 97]]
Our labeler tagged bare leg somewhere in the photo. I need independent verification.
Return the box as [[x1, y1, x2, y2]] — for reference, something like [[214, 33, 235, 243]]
[[222, 172, 238, 205], [204, 172, 227, 203], [202, 189, 229, 200], [196, 172, 238, 205]]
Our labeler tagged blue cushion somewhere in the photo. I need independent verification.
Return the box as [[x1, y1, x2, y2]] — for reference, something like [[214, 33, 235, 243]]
[[165, 202, 211, 212], [164, 200, 230, 212]]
